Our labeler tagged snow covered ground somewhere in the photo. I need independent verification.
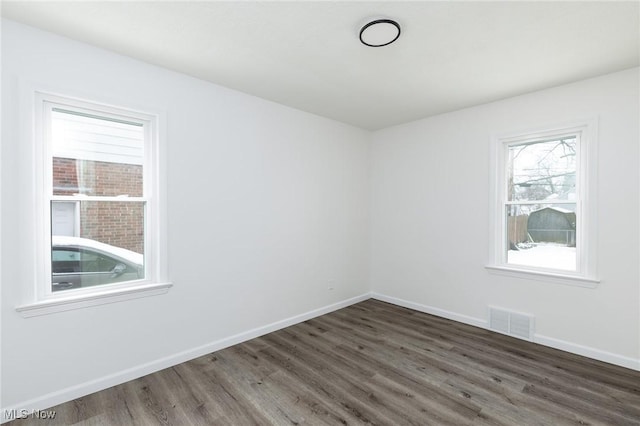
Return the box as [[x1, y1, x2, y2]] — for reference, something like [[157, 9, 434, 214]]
[[507, 243, 576, 271]]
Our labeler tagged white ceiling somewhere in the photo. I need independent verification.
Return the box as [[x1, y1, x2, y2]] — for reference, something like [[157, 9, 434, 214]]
[[2, 1, 639, 130]]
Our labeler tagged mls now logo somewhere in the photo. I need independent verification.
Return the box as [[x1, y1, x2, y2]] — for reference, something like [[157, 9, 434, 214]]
[[3, 408, 57, 420]]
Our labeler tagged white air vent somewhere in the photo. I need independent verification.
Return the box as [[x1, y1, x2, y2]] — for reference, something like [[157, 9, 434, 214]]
[[489, 308, 509, 334], [489, 307, 534, 340]]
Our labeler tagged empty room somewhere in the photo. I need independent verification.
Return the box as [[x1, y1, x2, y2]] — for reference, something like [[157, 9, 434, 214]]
[[1, 1, 639, 425]]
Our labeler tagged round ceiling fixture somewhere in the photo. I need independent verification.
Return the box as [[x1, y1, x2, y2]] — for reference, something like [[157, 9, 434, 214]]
[[359, 19, 401, 47]]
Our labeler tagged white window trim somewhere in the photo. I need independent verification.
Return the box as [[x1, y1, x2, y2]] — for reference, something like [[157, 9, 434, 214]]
[[16, 282, 173, 318], [486, 118, 599, 287], [16, 87, 171, 317]]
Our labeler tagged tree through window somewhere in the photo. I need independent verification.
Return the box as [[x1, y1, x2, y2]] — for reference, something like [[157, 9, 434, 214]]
[[505, 135, 579, 271]]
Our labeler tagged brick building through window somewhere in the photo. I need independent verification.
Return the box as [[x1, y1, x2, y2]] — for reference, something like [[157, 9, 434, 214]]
[[51, 108, 145, 254], [52, 158, 144, 253]]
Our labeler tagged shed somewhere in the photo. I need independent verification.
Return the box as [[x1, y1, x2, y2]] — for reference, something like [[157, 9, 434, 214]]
[[527, 207, 576, 246]]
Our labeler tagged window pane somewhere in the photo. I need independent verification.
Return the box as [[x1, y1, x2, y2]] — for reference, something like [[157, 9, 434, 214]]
[[51, 200, 145, 292], [506, 203, 576, 271], [51, 109, 143, 197], [507, 137, 576, 202]]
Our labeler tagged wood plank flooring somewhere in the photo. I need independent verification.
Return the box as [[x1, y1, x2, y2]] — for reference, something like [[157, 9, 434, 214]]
[[8, 299, 640, 425]]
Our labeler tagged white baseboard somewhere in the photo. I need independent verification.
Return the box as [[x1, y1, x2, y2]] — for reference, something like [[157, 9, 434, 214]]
[[370, 292, 488, 328], [533, 334, 640, 371], [1, 292, 372, 424], [371, 292, 640, 372]]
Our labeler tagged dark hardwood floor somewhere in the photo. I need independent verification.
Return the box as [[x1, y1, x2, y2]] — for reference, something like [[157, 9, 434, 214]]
[[9, 299, 640, 425]]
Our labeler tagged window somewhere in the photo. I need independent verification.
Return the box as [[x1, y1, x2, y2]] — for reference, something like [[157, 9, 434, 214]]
[[488, 120, 598, 285], [17, 92, 170, 316]]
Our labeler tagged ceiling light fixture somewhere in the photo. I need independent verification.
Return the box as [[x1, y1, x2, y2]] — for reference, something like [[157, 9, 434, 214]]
[[359, 19, 401, 47]]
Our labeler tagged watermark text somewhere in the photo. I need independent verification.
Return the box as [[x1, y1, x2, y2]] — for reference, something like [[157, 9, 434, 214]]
[[3, 409, 57, 420]]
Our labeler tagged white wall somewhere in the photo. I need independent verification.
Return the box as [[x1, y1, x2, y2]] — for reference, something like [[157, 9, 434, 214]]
[[1, 20, 370, 410], [370, 68, 640, 367]]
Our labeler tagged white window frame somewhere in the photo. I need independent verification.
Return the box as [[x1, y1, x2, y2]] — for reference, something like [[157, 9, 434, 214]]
[[486, 119, 599, 287], [17, 91, 171, 317]]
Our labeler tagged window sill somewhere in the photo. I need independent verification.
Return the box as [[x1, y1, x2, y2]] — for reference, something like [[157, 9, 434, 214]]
[[16, 282, 173, 318], [485, 265, 599, 288]]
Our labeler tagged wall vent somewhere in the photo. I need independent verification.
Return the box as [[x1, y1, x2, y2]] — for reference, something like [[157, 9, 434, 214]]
[[488, 307, 534, 340]]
